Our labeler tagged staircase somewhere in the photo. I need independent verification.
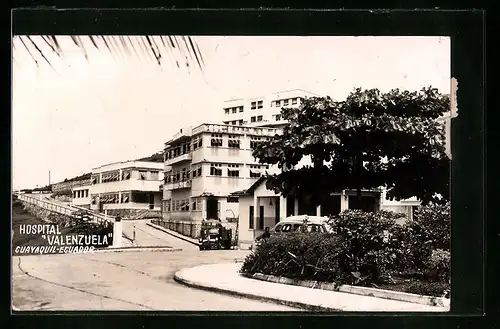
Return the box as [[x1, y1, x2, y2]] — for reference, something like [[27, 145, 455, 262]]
[[132, 209, 161, 220], [16, 193, 115, 225]]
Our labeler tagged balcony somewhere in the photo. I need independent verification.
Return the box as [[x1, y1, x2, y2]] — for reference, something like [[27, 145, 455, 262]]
[[192, 123, 281, 137], [165, 152, 192, 166], [164, 180, 192, 190]]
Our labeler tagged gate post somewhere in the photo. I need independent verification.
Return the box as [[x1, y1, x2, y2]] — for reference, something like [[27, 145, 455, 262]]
[[112, 215, 122, 248]]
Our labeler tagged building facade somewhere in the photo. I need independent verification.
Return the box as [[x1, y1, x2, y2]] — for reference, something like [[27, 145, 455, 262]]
[[162, 123, 280, 236], [222, 89, 320, 128], [233, 177, 385, 248], [71, 184, 91, 208], [89, 161, 164, 218]]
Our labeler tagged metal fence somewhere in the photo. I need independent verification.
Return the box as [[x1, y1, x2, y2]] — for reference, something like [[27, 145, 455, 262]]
[[17, 194, 114, 225]]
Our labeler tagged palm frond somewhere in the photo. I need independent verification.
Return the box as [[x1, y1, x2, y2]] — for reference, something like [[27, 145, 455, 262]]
[[13, 35, 206, 74]]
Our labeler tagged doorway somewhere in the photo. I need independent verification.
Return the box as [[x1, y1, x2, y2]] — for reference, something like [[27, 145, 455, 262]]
[[206, 196, 218, 219], [149, 193, 154, 210], [275, 197, 280, 225]]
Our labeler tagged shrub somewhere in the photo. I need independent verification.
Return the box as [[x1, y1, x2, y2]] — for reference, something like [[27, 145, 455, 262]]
[[240, 233, 343, 283], [424, 249, 451, 282], [394, 202, 451, 275], [327, 210, 407, 285], [412, 202, 451, 251]]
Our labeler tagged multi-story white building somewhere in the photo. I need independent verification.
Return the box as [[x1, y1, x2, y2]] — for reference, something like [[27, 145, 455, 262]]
[[222, 89, 320, 128], [89, 160, 164, 218], [163, 123, 278, 228]]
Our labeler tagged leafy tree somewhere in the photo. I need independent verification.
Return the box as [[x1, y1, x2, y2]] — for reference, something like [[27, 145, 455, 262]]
[[253, 87, 450, 206]]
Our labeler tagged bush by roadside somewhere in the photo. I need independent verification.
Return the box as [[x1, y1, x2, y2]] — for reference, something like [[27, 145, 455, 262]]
[[240, 203, 451, 297]]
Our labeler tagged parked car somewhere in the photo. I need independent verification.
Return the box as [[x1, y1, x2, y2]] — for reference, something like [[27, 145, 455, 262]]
[[271, 215, 333, 235]]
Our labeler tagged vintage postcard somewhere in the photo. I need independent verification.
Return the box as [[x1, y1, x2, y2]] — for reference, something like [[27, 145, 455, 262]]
[[12, 35, 451, 312]]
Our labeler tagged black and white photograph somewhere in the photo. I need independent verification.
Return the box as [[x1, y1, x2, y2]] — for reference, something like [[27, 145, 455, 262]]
[[12, 34, 453, 312]]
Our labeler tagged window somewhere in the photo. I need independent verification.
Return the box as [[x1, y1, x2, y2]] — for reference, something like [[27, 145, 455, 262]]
[[239, 120, 244, 125], [251, 102, 257, 110], [139, 170, 147, 180], [211, 133, 223, 147], [275, 100, 281, 107], [101, 193, 119, 204], [257, 115, 263, 122], [250, 170, 261, 178], [150, 171, 159, 180], [227, 196, 239, 203], [239, 106, 244, 112], [292, 98, 298, 105], [192, 198, 198, 211], [179, 199, 190, 211], [121, 193, 130, 203], [275, 114, 281, 121], [228, 135, 240, 149], [91, 195, 97, 205], [249, 206, 254, 229], [192, 166, 202, 178], [164, 199, 171, 212], [281, 224, 292, 232], [274, 224, 282, 232], [232, 121, 237, 125], [121, 170, 131, 180], [251, 116, 256, 123], [85, 190, 88, 198], [228, 167, 239, 177], [257, 100, 263, 109], [210, 163, 223, 176], [250, 137, 264, 149], [91, 175, 100, 184], [102, 172, 120, 183], [284, 99, 289, 106], [192, 135, 203, 150], [232, 108, 237, 114], [224, 108, 229, 114]]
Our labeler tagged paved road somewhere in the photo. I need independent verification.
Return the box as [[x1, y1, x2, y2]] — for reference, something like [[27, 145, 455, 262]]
[[121, 220, 197, 250], [12, 249, 298, 311]]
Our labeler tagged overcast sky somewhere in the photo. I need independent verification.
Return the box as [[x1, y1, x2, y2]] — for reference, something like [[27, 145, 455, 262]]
[[12, 36, 450, 190]]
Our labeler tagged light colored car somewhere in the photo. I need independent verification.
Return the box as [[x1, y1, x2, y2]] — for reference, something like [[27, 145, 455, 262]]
[[270, 215, 333, 234]]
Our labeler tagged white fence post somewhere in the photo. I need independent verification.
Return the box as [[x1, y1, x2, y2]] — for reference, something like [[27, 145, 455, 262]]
[[112, 216, 122, 248]]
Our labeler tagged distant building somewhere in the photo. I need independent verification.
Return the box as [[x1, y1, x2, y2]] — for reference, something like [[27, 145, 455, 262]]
[[222, 89, 320, 128], [52, 174, 91, 196], [71, 183, 91, 209], [89, 160, 164, 218]]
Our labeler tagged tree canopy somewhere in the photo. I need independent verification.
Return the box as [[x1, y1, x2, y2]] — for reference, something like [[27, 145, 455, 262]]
[[253, 87, 450, 206]]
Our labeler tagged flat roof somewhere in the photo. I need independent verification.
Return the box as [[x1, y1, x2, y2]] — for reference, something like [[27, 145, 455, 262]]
[[92, 160, 164, 171]]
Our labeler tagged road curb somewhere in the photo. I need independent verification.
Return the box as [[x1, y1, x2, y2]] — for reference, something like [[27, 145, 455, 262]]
[[173, 270, 339, 312], [243, 273, 450, 308], [146, 222, 200, 246], [94, 246, 182, 253]]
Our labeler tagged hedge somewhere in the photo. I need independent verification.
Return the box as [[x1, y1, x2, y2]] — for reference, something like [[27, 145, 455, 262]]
[[241, 202, 451, 295]]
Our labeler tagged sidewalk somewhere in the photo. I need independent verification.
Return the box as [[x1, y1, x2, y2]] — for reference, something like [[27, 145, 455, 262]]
[[146, 220, 200, 246], [174, 263, 450, 312]]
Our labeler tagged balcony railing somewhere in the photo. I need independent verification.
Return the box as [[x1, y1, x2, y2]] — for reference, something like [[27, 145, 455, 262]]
[[165, 152, 192, 166], [192, 123, 281, 137], [164, 180, 192, 190]]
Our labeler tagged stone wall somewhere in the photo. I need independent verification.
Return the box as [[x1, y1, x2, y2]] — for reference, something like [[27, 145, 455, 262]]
[[153, 219, 239, 243], [104, 209, 161, 219]]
